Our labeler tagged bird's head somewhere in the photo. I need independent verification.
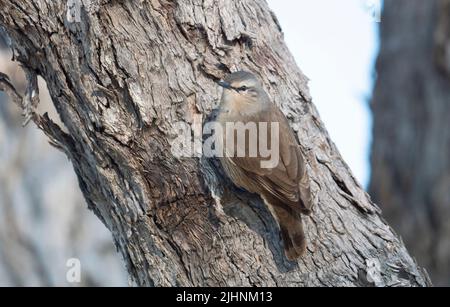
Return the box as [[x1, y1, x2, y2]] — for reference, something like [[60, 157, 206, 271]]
[[218, 71, 264, 105]]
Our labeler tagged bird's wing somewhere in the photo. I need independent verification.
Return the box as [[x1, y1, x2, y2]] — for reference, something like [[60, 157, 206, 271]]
[[225, 106, 312, 213]]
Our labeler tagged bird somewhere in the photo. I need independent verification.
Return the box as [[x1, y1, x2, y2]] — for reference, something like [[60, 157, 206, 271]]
[[216, 71, 313, 260]]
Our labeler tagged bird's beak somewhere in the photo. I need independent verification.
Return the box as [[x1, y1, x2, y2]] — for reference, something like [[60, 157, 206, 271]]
[[218, 80, 232, 90]]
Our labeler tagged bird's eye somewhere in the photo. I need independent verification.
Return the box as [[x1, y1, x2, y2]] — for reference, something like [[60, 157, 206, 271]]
[[238, 86, 248, 92]]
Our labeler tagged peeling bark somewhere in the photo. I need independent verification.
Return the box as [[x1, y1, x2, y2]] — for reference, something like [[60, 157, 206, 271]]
[[0, 0, 430, 287], [0, 48, 127, 286]]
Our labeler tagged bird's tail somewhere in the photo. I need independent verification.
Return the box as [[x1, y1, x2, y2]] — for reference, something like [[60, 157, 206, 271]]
[[267, 200, 307, 261]]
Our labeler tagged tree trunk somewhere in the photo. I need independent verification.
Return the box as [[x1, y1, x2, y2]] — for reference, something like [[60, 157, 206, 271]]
[[370, 0, 450, 286], [0, 0, 430, 287]]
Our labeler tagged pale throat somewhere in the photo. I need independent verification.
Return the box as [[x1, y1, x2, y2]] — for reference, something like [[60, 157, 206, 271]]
[[222, 92, 262, 116]]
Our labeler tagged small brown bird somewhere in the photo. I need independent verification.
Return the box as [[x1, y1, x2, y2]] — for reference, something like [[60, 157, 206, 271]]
[[217, 71, 313, 260]]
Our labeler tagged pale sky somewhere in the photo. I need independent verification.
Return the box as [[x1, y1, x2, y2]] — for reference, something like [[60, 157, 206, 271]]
[[267, 0, 380, 187]]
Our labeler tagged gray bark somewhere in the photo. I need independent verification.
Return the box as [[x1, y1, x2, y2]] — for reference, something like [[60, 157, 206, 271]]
[[0, 46, 127, 286], [370, 0, 450, 286], [0, 0, 430, 287]]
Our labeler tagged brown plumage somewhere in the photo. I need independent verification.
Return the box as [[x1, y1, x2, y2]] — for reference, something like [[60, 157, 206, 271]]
[[217, 71, 313, 260]]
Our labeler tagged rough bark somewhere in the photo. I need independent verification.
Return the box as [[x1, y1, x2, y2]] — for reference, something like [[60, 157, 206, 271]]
[[0, 0, 430, 287], [0, 45, 127, 286], [370, 0, 450, 286]]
